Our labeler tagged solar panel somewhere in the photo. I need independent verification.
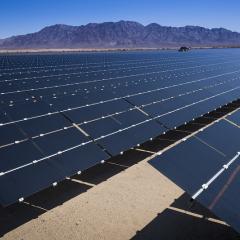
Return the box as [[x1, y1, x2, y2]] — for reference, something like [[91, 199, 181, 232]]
[[18, 113, 72, 137], [226, 109, 240, 126], [150, 112, 240, 232], [0, 123, 26, 147], [2, 101, 54, 121], [0, 49, 240, 206], [195, 120, 240, 156], [0, 158, 64, 206], [97, 120, 165, 155], [64, 99, 131, 123]]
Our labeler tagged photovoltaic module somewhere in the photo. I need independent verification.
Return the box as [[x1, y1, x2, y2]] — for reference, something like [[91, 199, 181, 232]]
[[0, 49, 240, 209]]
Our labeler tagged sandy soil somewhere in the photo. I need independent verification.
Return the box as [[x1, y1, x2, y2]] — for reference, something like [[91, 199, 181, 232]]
[[0, 146, 238, 240], [0, 48, 169, 54]]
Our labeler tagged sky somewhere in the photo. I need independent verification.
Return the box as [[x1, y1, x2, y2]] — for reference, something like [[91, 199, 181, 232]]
[[0, 0, 240, 38]]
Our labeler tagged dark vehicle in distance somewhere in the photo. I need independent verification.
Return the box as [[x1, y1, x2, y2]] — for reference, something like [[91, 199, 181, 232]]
[[178, 46, 190, 52]]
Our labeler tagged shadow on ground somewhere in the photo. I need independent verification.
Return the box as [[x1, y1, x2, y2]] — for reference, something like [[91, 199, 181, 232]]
[[132, 193, 239, 240], [0, 149, 151, 237]]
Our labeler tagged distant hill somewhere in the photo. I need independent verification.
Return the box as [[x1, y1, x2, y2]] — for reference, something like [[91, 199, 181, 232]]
[[1, 20, 240, 49]]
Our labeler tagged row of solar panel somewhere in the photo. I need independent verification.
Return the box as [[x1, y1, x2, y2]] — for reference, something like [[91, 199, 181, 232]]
[[2, 55, 238, 81], [0, 55, 228, 78], [1, 50, 240, 207], [150, 109, 240, 233], [1, 58, 240, 90], [0, 78, 239, 205], [1, 76, 239, 149], [1, 61, 240, 107], [0, 50, 228, 69]]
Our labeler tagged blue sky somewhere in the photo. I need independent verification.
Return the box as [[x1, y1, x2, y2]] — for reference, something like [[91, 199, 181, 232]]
[[1, 0, 240, 38]]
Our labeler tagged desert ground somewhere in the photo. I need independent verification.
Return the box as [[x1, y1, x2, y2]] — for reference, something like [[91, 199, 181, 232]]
[[0, 134, 238, 240], [0, 46, 224, 54], [0, 48, 168, 54]]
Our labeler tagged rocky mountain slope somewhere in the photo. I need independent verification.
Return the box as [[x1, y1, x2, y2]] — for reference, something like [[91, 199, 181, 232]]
[[1, 20, 240, 49]]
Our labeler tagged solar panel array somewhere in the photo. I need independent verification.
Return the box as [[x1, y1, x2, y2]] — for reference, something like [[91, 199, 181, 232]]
[[1, 49, 240, 206], [150, 108, 240, 232]]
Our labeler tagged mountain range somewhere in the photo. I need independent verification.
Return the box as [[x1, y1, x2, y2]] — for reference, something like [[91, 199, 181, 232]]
[[1, 20, 240, 49]]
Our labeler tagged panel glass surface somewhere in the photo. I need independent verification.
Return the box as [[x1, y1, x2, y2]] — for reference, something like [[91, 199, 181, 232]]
[[150, 119, 240, 233], [1, 49, 240, 206], [150, 137, 227, 194], [196, 120, 240, 157], [226, 110, 240, 126]]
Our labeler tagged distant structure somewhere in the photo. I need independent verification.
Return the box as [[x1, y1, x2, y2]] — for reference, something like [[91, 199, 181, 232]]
[[178, 46, 190, 52]]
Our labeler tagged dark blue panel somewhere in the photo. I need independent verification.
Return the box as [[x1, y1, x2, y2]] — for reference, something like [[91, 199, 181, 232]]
[[0, 129, 109, 206], [49, 142, 109, 177], [196, 96, 228, 113], [126, 83, 205, 106], [65, 99, 131, 124], [43, 94, 88, 111], [0, 141, 43, 173], [81, 117, 120, 139], [33, 127, 88, 155], [98, 120, 165, 155], [2, 101, 53, 121], [0, 124, 26, 146], [1, 49, 240, 210], [158, 104, 204, 129], [0, 159, 64, 206], [81, 109, 151, 139], [0, 111, 10, 124], [150, 137, 227, 194], [18, 113, 71, 137], [197, 159, 240, 233], [150, 118, 240, 233], [207, 81, 240, 102], [142, 97, 187, 117], [0, 92, 31, 104], [227, 110, 240, 126], [44, 89, 117, 111], [196, 120, 240, 157]]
